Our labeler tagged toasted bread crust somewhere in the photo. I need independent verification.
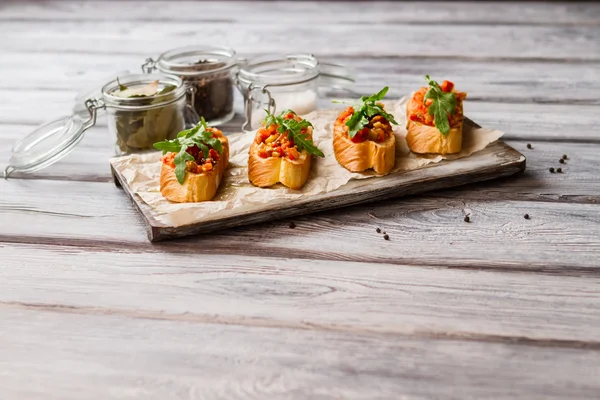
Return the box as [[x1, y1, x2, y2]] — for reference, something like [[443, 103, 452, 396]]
[[247, 127, 313, 190], [333, 120, 395, 175], [159, 136, 229, 203], [406, 97, 464, 155]]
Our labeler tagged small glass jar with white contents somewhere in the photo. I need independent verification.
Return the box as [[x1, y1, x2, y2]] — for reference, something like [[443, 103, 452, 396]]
[[236, 54, 354, 132]]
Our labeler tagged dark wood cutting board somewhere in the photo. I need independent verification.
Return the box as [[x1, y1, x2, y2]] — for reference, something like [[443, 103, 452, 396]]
[[111, 131, 525, 242]]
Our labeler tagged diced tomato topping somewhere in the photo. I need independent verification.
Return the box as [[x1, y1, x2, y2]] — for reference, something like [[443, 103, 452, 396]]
[[209, 148, 219, 161], [351, 128, 369, 143], [258, 149, 269, 158], [284, 112, 295, 120], [337, 107, 354, 122], [286, 147, 300, 160], [440, 80, 454, 93]]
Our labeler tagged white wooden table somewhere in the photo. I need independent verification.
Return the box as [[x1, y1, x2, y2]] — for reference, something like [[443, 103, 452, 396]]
[[1, 1, 600, 398]]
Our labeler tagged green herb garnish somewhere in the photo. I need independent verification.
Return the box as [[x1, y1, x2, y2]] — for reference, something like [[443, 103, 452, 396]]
[[153, 118, 223, 184], [424, 75, 457, 136], [333, 86, 398, 138], [263, 110, 324, 158]]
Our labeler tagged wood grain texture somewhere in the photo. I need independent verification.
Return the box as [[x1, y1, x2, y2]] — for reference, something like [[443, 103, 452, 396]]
[[1, 20, 599, 60], [1, 307, 599, 400], [2, 242, 600, 343], [2, 177, 600, 271], [109, 140, 524, 241], [2, 1, 599, 25], [1, 1, 600, 396]]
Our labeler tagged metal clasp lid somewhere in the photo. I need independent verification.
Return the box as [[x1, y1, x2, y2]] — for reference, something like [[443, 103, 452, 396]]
[[4, 98, 105, 179]]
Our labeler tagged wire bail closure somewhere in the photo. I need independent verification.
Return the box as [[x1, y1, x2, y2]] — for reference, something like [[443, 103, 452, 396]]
[[141, 58, 156, 74], [242, 83, 276, 133]]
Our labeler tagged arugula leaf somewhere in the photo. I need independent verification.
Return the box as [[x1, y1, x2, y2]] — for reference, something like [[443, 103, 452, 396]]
[[153, 139, 181, 154], [262, 110, 324, 158], [334, 86, 398, 138], [174, 149, 194, 184], [423, 75, 457, 136], [154, 117, 224, 184]]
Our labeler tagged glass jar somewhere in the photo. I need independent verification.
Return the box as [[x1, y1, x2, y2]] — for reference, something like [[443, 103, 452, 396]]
[[143, 46, 237, 126], [103, 74, 189, 155], [236, 54, 354, 131], [4, 73, 195, 177]]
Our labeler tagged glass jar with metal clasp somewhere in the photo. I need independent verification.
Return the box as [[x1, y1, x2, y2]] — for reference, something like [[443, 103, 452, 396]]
[[142, 46, 238, 127], [236, 54, 355, 132], [4, 73, 198, 178]]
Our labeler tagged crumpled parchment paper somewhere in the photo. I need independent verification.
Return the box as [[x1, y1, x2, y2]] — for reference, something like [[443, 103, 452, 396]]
[[110, 97, 504, 227]]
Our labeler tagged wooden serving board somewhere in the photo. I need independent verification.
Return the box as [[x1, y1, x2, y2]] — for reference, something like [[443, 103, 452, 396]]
[[111, 132, 525, 242]]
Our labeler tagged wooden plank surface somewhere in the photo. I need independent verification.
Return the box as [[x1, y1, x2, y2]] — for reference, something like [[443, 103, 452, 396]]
[[1, 1, 600, 398], [3, 242, 600, 343], [3, 178, 600, 271], [1, 307, 598, 400], [3, 1, 599, 25], [2, 21, 600, 60]]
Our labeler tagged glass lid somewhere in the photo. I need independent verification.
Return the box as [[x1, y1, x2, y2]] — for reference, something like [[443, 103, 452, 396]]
[[238, 54, 320, 87], [5, 115, 87, 178], [153, 45, 238, 76]]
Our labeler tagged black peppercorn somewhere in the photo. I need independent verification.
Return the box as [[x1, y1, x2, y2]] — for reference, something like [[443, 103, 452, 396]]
[[549, 167, 555, 173], [559, 158, 565, 164], [557, 168, 562, 173], [524, 214, 530, 219], [562, 154, 568, 160], [383, 234, 390, 240], [289, 222, 296, 229], [527, 143, 532, 149], [464, 215, 470, 223], [376, 228, 381, 233], [382, 231, 386, 235]]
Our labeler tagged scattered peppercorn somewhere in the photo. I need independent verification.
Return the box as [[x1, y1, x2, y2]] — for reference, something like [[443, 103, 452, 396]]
[[382, 231, 386, 235], [383, 234, 390, 241], [464, 215, 470, 223], [524, 214, 530, 219], [288, 222, 296, 229], [557, 167, 562, 173], [559, 158, 565, 164], [527, 143, 532, 149], [549, 167, 555, 173], [562, 154, 568, 160], [376, 228, 381, 233]]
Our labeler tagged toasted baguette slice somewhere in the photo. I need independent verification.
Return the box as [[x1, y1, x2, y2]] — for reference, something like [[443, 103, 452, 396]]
[[159, 136, 229, 203], [248, 128, 312, 190], [406, 96, 464, 155], [333, 120, 395, 175]]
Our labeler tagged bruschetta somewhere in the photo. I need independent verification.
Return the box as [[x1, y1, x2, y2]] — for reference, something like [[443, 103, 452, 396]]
[[406, 76, 467, 155], [248, 109, 324, 190], [154, 119, 229, 203], [333, 86, 398, 175]]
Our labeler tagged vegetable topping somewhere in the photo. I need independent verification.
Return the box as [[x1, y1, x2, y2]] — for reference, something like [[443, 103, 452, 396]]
[[154, 118, 224, 184], [408, 75, 467, 135], [333, 86, 398, 142], [255, 109, 324, 159]]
